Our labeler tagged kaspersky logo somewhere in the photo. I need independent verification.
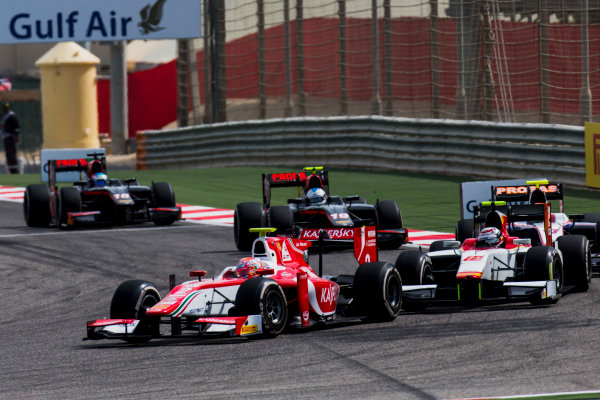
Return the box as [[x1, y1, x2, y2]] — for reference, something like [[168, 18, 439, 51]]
[[138, 0, 167, 35]]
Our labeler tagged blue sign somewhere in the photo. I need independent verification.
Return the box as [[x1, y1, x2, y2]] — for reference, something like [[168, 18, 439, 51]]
[[0, 0, 202, 44]]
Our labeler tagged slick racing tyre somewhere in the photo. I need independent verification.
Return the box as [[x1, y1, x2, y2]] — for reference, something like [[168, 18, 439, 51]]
[[523, 246, 563, 304], [455, 219, 474, 244], [57, 187, 81, 228], [375, 200, 404, 250], [557, 235, 592, 292], [395, 251, 433, 311], [152, 182, 178, 226], [353, 262, 402, 321], [110, 280, 161, 343], [234, 202, 263, 251], [23, 184, 51, 227], [152, 182, 176, 207], [267, 205, 294, 234], [235, 278, 288, 337], [375, 200, 403, 229]]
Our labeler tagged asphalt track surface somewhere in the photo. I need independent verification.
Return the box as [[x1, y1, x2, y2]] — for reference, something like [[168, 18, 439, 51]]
[[1, 200, 599, 400]]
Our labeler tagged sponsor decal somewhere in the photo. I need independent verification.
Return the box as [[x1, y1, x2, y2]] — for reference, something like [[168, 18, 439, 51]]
[[463, 255, 483, 262], [281, 242, 292, 262], [320, 285, 338, 305], [302, 311, 309, 324], [300, 228, 354, 240], [113, 193, 131, 200], [56, 158, 87, 168], [240, 324, 259, 335], [270, 172, 306, 183], [330, 213, 350, 220], [496, 185, 559, 196]]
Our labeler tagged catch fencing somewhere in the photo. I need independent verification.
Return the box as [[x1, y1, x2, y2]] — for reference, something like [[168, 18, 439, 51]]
[[136, 116, 587, 187]]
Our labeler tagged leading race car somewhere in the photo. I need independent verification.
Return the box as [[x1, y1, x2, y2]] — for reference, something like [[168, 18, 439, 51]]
[[233, 167, 406, 251], [24, 153, 181, 228], [396, 183, 593, 310], [86, 226, 402, 343]]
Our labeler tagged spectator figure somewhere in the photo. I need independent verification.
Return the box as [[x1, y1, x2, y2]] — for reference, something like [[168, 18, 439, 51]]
[[1, 101, 20, 174]]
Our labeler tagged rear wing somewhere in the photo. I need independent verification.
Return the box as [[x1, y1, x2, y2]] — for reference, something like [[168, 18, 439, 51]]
[[46, 153, 107, 188], [262, 166, 329, 208]]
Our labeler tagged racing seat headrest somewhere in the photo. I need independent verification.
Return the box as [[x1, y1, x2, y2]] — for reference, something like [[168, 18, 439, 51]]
[[529, 189, 547, 204], [88, 160, 104, 176], [484, 211, 503, 231], [306, 175, 323, 191]]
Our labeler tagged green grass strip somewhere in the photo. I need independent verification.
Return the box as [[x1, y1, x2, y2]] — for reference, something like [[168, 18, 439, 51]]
[[4, 167, 600, 232]]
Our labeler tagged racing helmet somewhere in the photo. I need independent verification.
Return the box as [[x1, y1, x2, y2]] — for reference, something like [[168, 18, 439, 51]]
[[92, 172, 108, 188], [477, 227, 503, 247], [235, 257, 266, 278], [306, 187, 327, 205]]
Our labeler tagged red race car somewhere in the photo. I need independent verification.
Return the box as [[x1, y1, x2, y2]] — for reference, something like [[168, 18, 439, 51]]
[[86, 226, 402, 343]]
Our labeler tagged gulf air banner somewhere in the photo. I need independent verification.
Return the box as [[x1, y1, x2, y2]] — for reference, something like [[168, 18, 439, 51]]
[[584, 122, 600, 188], [0, 0, 202, 44]]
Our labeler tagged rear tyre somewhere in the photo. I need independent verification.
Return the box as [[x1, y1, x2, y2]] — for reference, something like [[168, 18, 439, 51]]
[[375, 200, 403, 229], [395, 251, 433, 311], [152, 182, 176, 207], [353, 262, 402, 321], [455, 219, 474, 243], [235, 278, 287, 337], [23, 184, 51, 227], [152, 182, 178, 226], [523, 246, 563, 304], [376, 200, 404, 249], [267, 205, 294, 234], [557, 235, 591, 292], [57, 187, 81, 227], [110, 280, 161, 343], [234, 202, 263, 251]]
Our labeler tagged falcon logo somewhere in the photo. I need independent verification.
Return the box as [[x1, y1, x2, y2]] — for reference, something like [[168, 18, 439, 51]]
[[139, 0, 167, 35]]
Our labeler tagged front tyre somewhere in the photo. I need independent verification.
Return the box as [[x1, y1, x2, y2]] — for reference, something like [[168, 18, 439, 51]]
[[523, 246, 563, 304], [110, 280, 161, 343], [235, 278, 288, 337], [353, 262, 402, 321]]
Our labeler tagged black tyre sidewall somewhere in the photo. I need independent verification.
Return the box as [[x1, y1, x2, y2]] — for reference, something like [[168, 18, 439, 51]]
[[455, 219, 474, 243], [353, 262, 402, 321], [523, 246, 563, 294], [235, 278, 287, 336], [267, 205, 294, 234], [152, 182, 176, 207], [110, 280, 161, 341], [375, 200, 403, 229], [557, 235, 591, 292], [24, 184, 51, 227], [58, 187, 81, 226], [234, 202, 263, 251]]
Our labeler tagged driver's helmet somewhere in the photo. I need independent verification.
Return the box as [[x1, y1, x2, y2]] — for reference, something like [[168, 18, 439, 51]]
[[235, 257, 265, 278], [306, 187, 327, 205], [477, 227, 503, 247], [91, 172, 108, 188]]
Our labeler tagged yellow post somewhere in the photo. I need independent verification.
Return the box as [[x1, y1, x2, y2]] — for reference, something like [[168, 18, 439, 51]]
[[35, 42, 101, 149]]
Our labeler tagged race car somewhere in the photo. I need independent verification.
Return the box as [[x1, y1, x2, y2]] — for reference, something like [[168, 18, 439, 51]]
[[233, 167, 406, 251], [85, 226, 403, 342], [455, 180, 600, 270], [23, 153, 181, 228], [396, 182, 593, 310]]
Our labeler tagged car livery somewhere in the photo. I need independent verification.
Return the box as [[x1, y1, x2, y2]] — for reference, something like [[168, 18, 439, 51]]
[[86, 226, 402, 342], [395, 181, 593, 310], [23, 153, 181, 228], [233, 166, 407, 251]]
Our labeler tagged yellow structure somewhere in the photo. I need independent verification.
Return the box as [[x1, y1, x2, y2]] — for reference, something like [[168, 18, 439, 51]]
[[584, 122, 600, 188], [36, 42, 101, 149]]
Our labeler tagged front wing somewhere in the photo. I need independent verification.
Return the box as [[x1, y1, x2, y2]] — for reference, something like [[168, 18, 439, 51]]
[[402, 279, 560, 305], [86, 315, 263, 341]]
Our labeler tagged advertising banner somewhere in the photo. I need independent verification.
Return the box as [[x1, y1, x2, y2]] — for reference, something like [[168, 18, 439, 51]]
[[0, 0, 201, 44], [584, 122, 600, 188]]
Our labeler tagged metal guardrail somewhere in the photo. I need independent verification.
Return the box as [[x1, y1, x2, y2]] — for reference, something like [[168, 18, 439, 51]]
[[136, 116, 586, 187]]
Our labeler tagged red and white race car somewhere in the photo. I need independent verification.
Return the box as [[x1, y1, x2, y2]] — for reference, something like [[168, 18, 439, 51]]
[[86, 226, 402, 343]]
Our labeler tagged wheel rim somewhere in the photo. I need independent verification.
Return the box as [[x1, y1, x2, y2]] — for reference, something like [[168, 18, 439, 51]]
[[138, 293, 159, 319], [386, 274, 401, 309], [264, 290, 284, 325]]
